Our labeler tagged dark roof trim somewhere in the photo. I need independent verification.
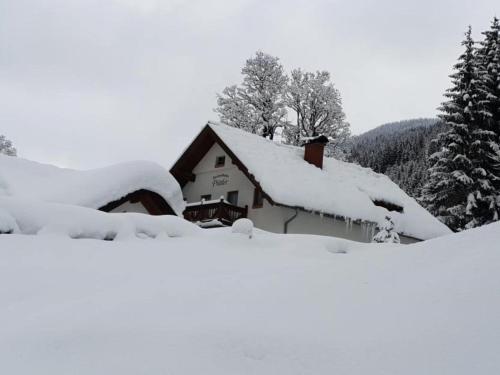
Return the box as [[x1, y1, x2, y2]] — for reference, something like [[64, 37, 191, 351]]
[[275, 202, 354, 224], [99, 189, 176, 216]]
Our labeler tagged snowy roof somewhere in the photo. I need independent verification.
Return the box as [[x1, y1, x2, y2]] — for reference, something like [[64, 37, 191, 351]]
[[0, 155, 185, 216], [206, 122, 451, 240]]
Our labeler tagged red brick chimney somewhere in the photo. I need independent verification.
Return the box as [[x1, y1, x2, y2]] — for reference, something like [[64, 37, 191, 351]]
[[303, 135, 329, 169]]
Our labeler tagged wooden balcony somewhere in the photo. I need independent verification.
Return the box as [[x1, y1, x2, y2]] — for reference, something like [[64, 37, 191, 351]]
[[183, 198, 248, 227]]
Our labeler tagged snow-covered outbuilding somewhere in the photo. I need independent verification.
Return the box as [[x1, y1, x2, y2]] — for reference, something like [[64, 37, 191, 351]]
[[170, 122, 452, 243], [0, 155, 185, 216]]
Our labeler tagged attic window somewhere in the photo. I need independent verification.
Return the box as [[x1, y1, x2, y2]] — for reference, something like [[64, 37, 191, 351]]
[[372, 199, 403, 213], [215, 155, 225, 168]]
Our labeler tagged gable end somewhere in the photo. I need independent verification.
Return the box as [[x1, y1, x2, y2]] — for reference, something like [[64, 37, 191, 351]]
[[170, 124, 275, 205]]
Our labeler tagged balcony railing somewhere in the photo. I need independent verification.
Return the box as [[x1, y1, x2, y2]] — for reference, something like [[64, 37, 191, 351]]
[[183, 198, 248, 226]]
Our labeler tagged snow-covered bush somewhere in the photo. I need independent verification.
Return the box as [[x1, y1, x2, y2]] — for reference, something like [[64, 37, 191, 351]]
[[0, 135, 16, 156], [232, 218, 254, 239], [372, 215, 400, 244]]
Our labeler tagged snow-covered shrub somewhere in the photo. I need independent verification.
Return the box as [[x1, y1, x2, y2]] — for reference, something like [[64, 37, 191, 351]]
[[372, 215, 400, 244], [0, 135, 16, 156], [232, 218, 254, 239]]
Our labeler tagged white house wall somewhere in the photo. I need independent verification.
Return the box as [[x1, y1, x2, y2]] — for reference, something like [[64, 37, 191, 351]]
[[109, 201, 149, 214], [281, 207, 418, 244], [183, 143, 255, 206], [182, 143, 419, 244]]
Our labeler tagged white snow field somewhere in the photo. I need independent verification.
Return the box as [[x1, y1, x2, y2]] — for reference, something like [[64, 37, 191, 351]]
[[0, 219, 499, 374]]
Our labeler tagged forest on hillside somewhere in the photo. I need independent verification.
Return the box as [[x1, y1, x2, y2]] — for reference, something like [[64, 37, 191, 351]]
[[349, 119, 445, 199], [350, 19, 500, 232]]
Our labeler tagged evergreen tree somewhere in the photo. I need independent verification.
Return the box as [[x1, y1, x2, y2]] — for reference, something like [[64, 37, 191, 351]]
[[421, 27, 478, 231], [466, 18, 500, 227], [476, 17, 500, 139], [349, 118, 443, 199], [215, 51, 288, 139], [372, 215, 400, 244]]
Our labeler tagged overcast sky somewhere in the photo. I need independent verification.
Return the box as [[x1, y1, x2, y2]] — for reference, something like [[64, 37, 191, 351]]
[[1, 0, 499, 169]]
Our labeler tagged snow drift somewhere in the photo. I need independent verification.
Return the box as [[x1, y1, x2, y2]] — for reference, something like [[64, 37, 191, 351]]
[[0, 154, 185, 215], [0, 222, 499, 374], [0, 196, 199, 240]]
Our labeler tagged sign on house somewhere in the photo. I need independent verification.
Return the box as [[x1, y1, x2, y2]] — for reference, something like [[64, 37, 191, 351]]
[[212, 174, 229, 187]]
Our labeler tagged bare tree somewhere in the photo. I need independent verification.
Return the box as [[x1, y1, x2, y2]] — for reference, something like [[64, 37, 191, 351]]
[[284, 69, 349, 145], [215, 51, 288, 139], [215, 85, 258, 133]]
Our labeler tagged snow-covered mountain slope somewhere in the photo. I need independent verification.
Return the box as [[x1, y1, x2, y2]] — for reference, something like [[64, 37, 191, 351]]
[[349, 118, 445, 198], [1, 222, 499, 374]]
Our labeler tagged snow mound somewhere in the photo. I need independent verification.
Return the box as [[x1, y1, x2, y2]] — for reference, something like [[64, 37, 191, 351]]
[[0, 207, 18, 234], [0, 197, 199, 240], [0, 219, 499, 374], [208, 122, 451, 240], [0, 154, 185, 215], [232, 218, 254, 238]]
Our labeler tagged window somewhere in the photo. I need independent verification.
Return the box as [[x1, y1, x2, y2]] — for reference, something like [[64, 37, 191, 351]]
[[215, 155, 226, 168], [253, 188, 264, 208], [200, 194, 211, 202], [227, 190, 239, 206]]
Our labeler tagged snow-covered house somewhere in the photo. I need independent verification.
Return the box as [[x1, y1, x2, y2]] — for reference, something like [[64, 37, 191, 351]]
[[0, 155, 185, 216], [170, 122, 452, 243]]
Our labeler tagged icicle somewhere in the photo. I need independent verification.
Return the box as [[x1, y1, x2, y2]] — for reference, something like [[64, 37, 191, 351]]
[[345, 218, 351, 232]]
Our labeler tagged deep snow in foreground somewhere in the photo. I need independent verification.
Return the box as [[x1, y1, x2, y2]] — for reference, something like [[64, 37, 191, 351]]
[[1, 224, 499, 374]]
